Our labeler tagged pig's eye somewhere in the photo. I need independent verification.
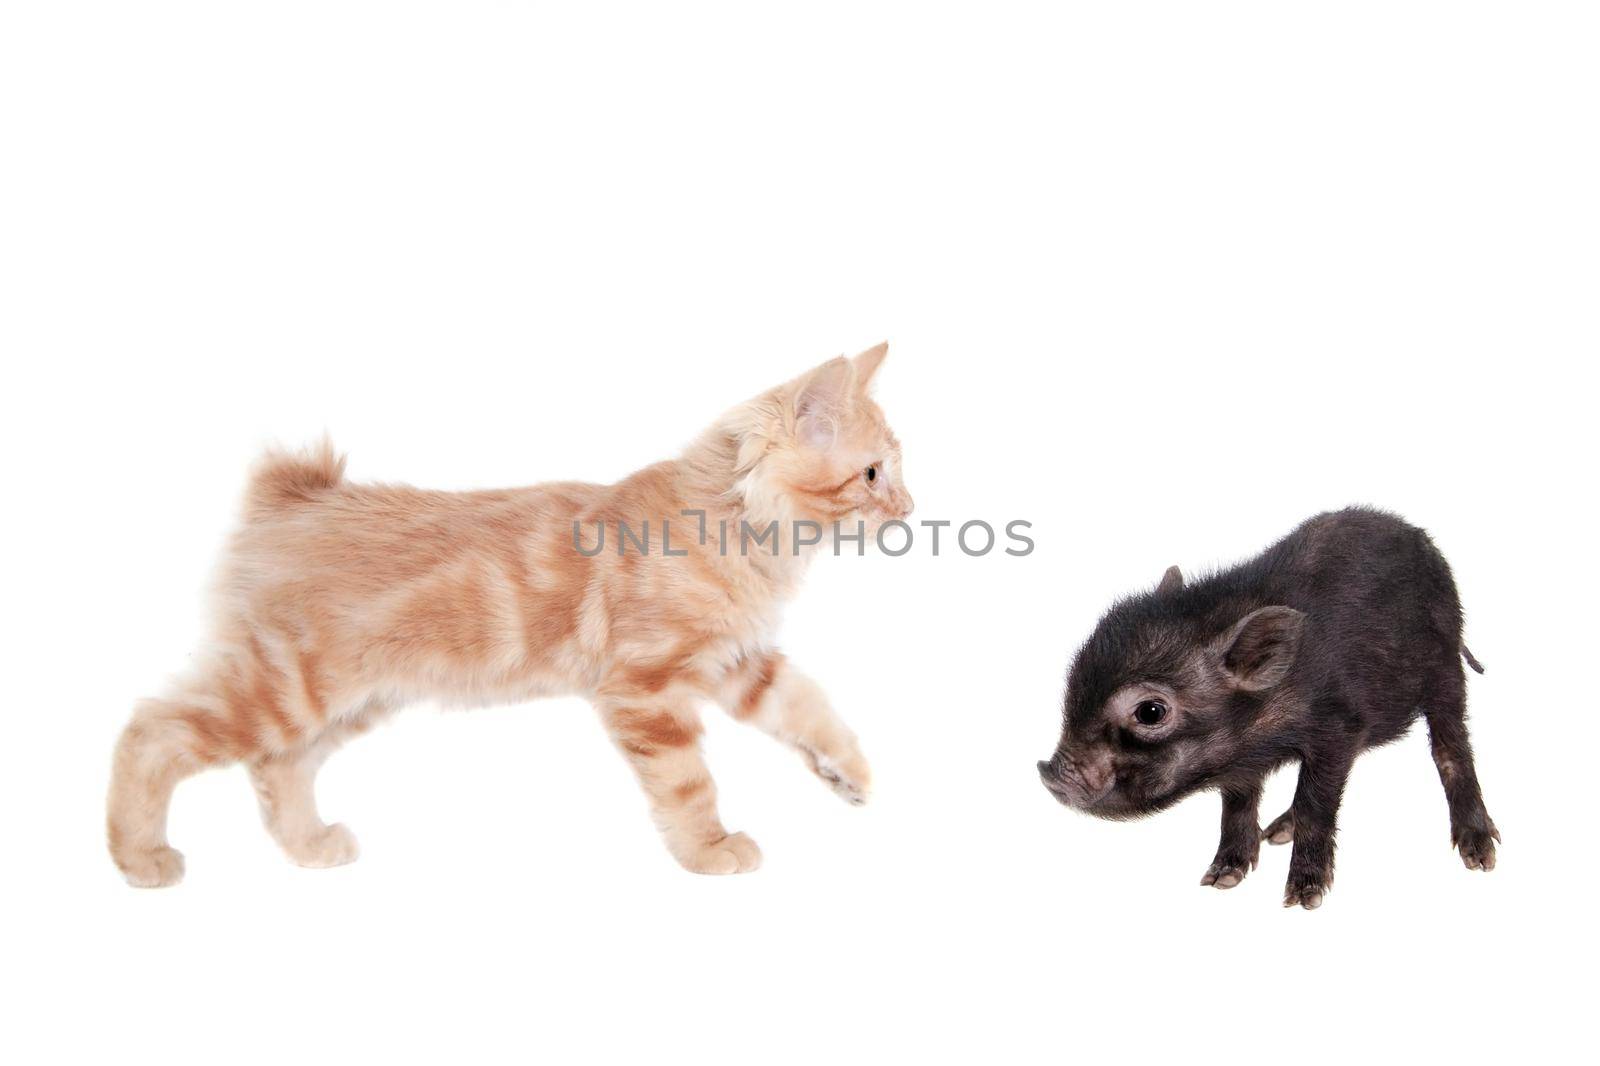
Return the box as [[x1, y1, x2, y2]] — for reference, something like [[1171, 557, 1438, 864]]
[[1134, 699, 1168, 727]]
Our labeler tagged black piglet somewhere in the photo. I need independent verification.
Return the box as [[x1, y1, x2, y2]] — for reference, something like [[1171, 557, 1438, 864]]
[[1040, 507, 1498, 910]]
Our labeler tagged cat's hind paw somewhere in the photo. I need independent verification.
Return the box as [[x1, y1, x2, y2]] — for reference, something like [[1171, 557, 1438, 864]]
[[285, 823, 360, 869], [117, 845, 186, 888]]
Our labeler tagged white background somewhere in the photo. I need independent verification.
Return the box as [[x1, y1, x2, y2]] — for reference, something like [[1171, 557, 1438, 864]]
[[3, 3, 1595, 1063]]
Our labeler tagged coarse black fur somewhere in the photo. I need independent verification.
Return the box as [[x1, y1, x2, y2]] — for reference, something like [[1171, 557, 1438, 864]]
[[1038, 507, 1498, 910]]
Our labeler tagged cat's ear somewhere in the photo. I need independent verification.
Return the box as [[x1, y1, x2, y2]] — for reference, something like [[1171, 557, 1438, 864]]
[[793, 356, 854, 447], [852, 342, 888, 392], [1156, 565, 1184, 595]]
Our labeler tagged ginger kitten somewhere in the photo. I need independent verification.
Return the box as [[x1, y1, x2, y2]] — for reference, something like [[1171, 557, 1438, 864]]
[[107, 345, 911, 886]]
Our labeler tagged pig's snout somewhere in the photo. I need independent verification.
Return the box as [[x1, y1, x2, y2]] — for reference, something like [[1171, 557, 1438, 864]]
[[1039, 752, 1113, 808], [1038, 758, 1082, 806]]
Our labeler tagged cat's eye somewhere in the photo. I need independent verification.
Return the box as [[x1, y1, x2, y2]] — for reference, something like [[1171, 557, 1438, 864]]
[[1134, 699, 1168, 727], [864, 464, 879, 485]]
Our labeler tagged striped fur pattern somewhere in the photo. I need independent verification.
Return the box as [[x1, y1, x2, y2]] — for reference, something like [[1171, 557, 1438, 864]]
[[107, 344, 912, 886]]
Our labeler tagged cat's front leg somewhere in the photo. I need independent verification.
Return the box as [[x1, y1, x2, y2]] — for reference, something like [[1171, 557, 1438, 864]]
[[716, 651, 871, 806], [598, 697, 761, 875]]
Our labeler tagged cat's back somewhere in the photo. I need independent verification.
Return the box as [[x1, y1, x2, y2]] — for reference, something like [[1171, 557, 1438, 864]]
[[223, 443, 605, 599]]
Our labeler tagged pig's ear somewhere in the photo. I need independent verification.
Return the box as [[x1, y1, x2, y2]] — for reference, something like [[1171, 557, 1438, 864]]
[[1156, 565, 1184, 595], [1218, 606, 1305, 691]]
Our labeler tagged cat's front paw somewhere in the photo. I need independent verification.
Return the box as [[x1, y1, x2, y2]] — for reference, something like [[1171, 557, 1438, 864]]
[[675, 832, 763, 875], [117, 845, 185, 888], [805, 745, 871, 806]]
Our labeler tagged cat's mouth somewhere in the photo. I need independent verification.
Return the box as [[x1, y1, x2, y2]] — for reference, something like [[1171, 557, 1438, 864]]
[[867, 492, 915, 525]]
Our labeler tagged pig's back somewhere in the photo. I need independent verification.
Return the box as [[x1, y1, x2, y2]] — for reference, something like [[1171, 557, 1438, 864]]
[[1259, 507, 1465, 734], [1267, 507, 1458, 614]]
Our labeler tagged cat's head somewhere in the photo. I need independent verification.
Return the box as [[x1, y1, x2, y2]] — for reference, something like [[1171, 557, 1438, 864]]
[[718, 343, 913, 530]]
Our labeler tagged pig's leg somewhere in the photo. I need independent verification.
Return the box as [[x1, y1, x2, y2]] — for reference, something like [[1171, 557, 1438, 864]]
[[1201, 779, 1263, 889], [1263, 760, 1306, 843], [1262, 807, 1295, 845], [1282, 750, 1355, 910], [1424, 670, 1499, 872]]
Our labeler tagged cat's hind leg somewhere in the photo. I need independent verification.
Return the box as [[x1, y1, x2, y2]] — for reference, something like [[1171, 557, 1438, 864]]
[[249, 718, 371, 869], [107, 637, 329, 887], [106, 701, 221, 887], [715, 651, 871, 806]]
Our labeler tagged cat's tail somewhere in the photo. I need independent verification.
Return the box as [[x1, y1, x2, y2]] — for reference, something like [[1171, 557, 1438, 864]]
[[1461, 642, 1486, 675], [246, 436, 347, 511]]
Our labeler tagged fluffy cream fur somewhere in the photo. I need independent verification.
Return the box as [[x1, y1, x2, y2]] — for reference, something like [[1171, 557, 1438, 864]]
[[107, 345, 911, 886]]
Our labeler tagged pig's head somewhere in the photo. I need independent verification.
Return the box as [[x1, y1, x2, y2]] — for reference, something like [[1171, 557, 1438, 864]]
[[1039, 565, 1305, 819]]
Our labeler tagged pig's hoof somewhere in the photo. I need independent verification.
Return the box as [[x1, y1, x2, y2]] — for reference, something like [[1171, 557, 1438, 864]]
[[1283, 881, 1326, 910], [1454, 825, 1500, 872], [1263, 810, 1295, 845], [1200, 862, 1249, 889]]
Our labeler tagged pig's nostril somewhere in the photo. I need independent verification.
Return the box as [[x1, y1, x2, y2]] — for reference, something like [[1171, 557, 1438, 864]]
[[1038, 761, 1071, 793], [1038, 761, 1078, 805]]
